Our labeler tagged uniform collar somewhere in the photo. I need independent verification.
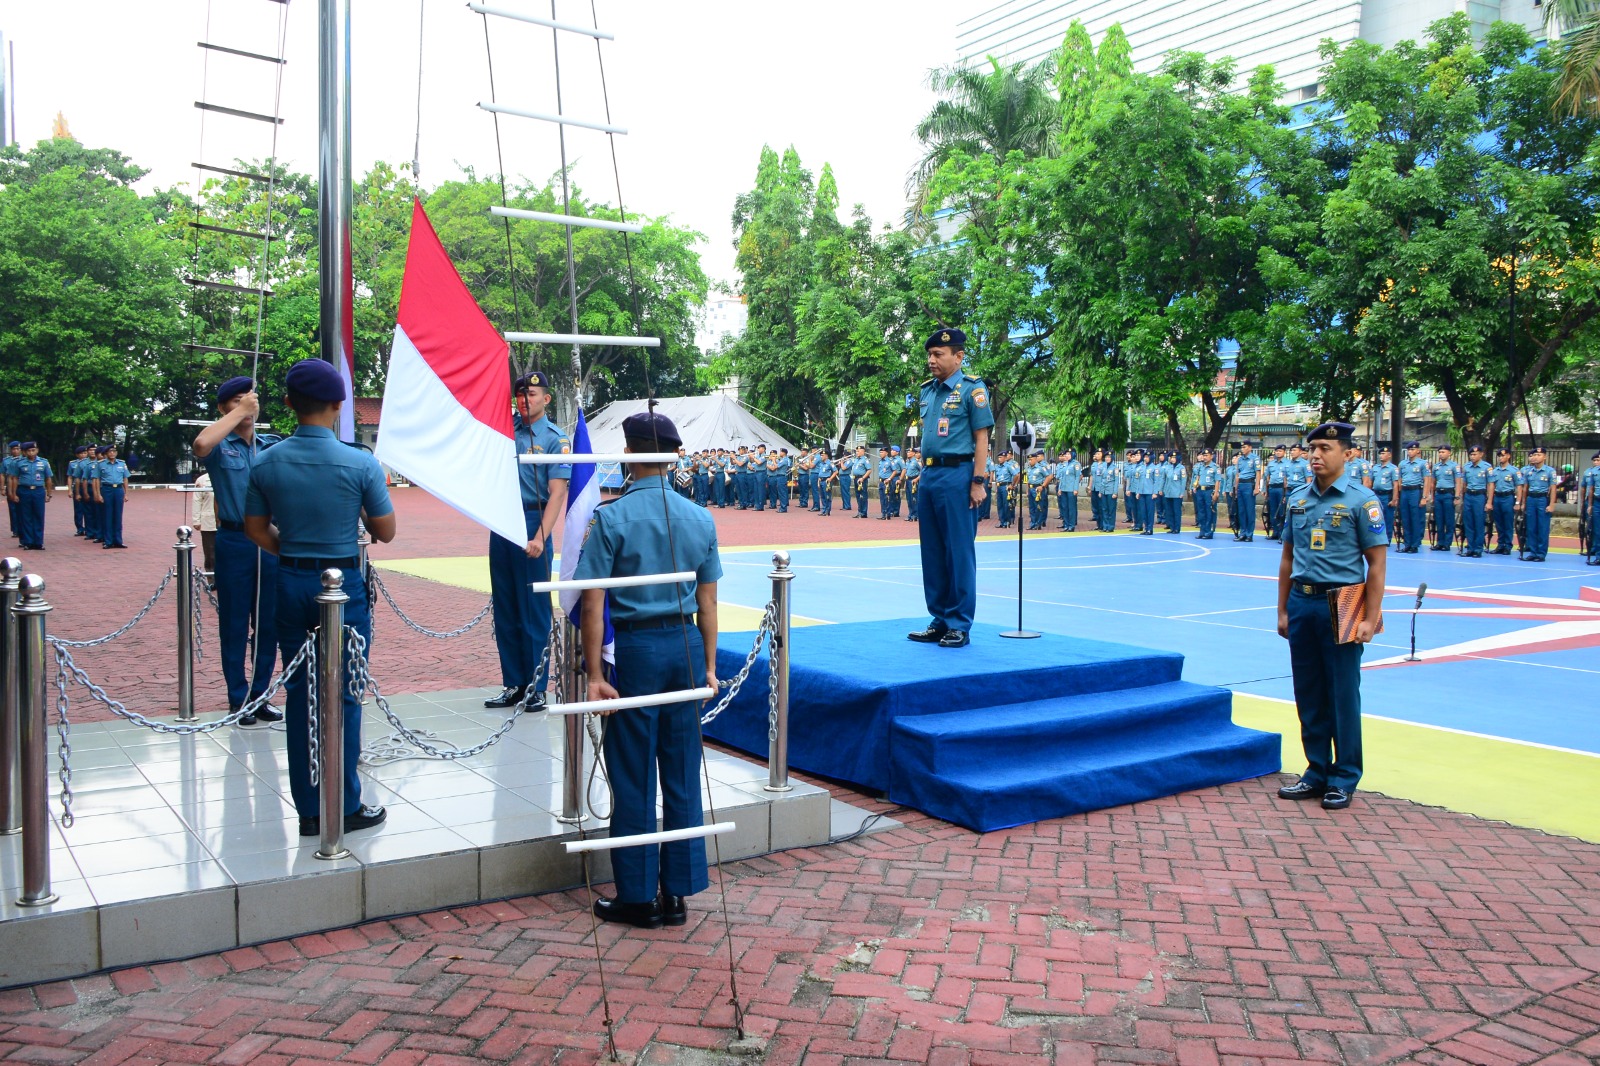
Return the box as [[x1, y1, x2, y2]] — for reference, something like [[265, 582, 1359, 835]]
[[623, 473, 671, 495], [937, 369, 968, 392], [1309, 472, 1351, 497], [294, 425, 336, 440]]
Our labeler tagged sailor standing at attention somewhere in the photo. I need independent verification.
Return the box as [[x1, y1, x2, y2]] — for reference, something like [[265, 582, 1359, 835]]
[[1369, 446, 1398, 545], [1235, 441, 1260, 541], [1459, 445, 1493, 557], [576, 410, 721, 930], [244, 359, 395, 838], [193, 377, 283, 723], [486, 371, 571, 712], [908, 328, 993, 650], [1276, 422, 1386, 813]]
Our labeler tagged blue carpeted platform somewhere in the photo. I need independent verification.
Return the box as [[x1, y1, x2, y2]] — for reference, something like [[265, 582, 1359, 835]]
[[709, 619, 1281, 832]]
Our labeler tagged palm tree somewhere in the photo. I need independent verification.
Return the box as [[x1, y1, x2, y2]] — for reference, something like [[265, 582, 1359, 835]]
[[907, 55, 1060, 217], [1545, 0, 1600, 117]]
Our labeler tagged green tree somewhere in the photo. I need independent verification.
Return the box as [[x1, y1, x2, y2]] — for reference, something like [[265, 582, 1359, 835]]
[[1545, 0, 1600, 117]]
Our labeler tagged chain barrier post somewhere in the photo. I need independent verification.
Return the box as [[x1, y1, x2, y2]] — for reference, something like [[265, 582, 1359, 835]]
[[175, 527, 196, 722], [557, 609, 586, 824], [15, 574, 57, 906], [765, 550, 794, 793], [315, 569, 351, 861], [1, 558, 23, 836]]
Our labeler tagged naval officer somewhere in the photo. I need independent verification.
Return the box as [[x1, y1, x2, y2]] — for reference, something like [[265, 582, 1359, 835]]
[[908, 328, 994, 649], [1276, 422, 1386, 812]]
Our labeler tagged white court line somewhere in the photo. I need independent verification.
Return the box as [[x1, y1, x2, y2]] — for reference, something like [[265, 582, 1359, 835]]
[[1169, 605, 1276, 619], [1240, 692, 1600, 757], [1444, 574, 1591, 592]]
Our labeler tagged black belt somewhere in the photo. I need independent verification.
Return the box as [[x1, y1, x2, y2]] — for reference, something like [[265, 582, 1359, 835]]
[[1293, 581, 1348, 596], [280, 556, 361, 571], [612, 614, 695, 632], [1527, 492, 1549, 498], [18, 485, 40, 491], [923, 455, 973, 468], [523, 502, 545, 512], [1465, 490, 1485, 496], [1436, 489, 1455, 495], [218, 519, 245, 532]]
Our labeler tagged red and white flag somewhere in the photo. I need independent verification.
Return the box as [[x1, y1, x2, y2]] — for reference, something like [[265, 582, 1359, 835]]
[[376, 199, 525, 543]]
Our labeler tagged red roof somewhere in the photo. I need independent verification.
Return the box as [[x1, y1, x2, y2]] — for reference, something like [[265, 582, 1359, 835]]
[[352, 397, 382, 426]]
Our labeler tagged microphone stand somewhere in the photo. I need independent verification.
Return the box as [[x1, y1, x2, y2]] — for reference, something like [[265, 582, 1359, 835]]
[[1404, 582, 1428, 662], [1000, 414, 1040, 640]]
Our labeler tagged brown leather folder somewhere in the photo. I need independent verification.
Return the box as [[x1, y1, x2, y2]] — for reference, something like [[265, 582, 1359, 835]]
[[1330, 583, 1382, 643]]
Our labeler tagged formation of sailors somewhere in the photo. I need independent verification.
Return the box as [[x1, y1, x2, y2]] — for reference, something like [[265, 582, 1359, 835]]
[[2, 440, 130, 550]]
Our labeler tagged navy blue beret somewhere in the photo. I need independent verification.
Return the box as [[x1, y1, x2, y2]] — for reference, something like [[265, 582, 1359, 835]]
[[7, 441, 17, 448], [1530, 443, 1546, 453], [1468, 443, 1483, 452], [20, 441, 36, 449], [216, 376, 254, 406], [97, 446, 110, 454], [1307, 422, 1355, 444], [515, 370, 552, 392], [1273, 444, 1286, 451], [924, 327, 966, 350], [1404, 440, 1421, 448], [73, 445, 87, 454], [285, 359, 347, 403], [621, 411, 682, 449]]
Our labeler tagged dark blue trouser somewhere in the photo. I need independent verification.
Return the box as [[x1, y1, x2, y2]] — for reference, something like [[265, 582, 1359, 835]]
[[1462, 492, 1486, 553], [1589, 498, 1600, 561], [1163, 496, 1183, 532], [1059, 491, 1076, 530], [883, 487, 900, 518], [1400, 487, 1424, 550], [996, 484, 1014, 525], [489, 510, 552, 691], [752, 473, 766, 510], [918, 464, 980, 632], [798, 474, 811, 508], [73, 494, 86, 534], [1267, 486, 1286, 537], [839, 475, 852, 511], [1526, 497, 1552, 557], [1287, 587, 1364, 791], [100, 486, 126, 546], [1139, 494, 1156, 533], [1237, 486, 1256, 539], [1492, 495, 1514, 550], [17, 487, 45, 548], [818, 481, 832, 515], [1195, 490, 1215, 536], [277, 565, 369, 819], [603, 624, 710, 903], [906, 485, 918, 520], [6, 498, 16, 537], [1380, 496, 1397, 544], [1433, 491, 1456, 549], [856, 479, 869, 516], [215, 527, 280, 710]]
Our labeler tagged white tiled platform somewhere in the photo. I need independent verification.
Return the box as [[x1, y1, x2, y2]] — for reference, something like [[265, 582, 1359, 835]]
[[0, 688, 849, 988]]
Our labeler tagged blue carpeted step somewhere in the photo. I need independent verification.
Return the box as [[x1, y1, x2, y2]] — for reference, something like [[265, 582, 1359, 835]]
[[889, 683, 1282, 832]]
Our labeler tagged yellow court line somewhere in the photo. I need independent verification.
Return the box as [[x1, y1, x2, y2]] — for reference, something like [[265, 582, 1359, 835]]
[[1232, 693, 1600, 844]]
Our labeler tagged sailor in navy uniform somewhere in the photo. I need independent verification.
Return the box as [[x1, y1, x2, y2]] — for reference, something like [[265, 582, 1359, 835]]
[[1425, 445, 1460, 551], [1397, 441, 1428, 553], [12, 443, 53, 550], [907, 328, 994, 649], [1459, 445, 1492, 556], [487, 370, 571, 711], [93, 444, 130, 548], [1488, 449, 1521, 556], [575, 410, 721, 930], [1518, 445, 1557, 562], [1275, 422, 1386, 812]]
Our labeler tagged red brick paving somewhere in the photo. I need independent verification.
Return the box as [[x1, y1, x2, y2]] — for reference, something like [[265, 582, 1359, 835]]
[[3, 783, 1600, 1063], [7, 486, 1600, 1065]]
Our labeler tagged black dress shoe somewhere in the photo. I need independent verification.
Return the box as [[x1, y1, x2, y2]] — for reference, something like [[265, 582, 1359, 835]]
[[345, 804, 387, 832], [298, 816, 320, 837], [662, 894, 687, 927], [484, 685, 526, 708], [1277, 778, 1326, 800], [1321, 787, 1352, 810], [907, 623, 948, 643], [593, 895, 663, 929], [937, 629, 970, 648], [522, 692, 547, 714]]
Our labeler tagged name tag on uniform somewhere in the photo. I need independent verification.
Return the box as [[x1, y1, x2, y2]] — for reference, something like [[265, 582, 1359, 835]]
[[1310, 528, 1327, 551], [937, 418, 950, 437]]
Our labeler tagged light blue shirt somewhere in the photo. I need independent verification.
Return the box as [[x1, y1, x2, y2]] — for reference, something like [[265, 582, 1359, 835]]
[[917, 369, 995, 459], [1266, 457, 1288, 486], [1055, 459, 1081, 492], [1398, 456, 1428, 487], [1236, 452, 1260, 486], [1430, 459, 1460, 490], [1287, 474, 1387, 586], [1286, 457, 1310, 487], [1193, 461, 1220, 489], [14, 457, 52, 488], [572, 474, 722, 621], [1369, 461, 1398, 492], [1461, 459, 1492, 491], [1522, 464, 1558, 496], [199, 432, 260, 525], [246, 425, 392, 558], [96, 459, 128, 487], [516, 413, 571, 506], [1489, 464, 1521, 495], [1163, 462, 1187, 498]]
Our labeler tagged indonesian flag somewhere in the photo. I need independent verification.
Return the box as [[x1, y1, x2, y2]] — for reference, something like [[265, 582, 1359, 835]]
[[376, 200, 525, 544], [560, 409, 614, 665]]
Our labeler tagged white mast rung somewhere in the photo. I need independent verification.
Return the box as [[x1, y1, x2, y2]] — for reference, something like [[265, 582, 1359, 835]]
[[546, 687, 716, 717], [468, 3, 615, 40], [506, 332, 659, 347], [520, 452, 676, 464], [565, 822, 736, 854], [530, 572, 695, 593], [477, 102, 626, 136], [490, 205, 642, 234]]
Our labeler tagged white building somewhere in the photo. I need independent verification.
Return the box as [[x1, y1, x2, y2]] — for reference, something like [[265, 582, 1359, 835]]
[[957, 0, 1546, 102], [696, 295, 748, 355]]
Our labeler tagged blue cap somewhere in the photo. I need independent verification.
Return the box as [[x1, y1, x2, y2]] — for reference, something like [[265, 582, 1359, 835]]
[[216, 376, 254, 406], [1307, 421, 1355, 445], [284, 358, 347, 403], [890, 446, 900, 453], [620, 411, 682, 449], [1404, 440, 1421, 448], [1469, 443, 1483, 453], [924, 327, 966, 350], [1436, 443, 1453, 451], [6, 441, 17, 448], [1530, 443, 1546, 453], [20, 441, 35, 449], [514, 370, 552, 392], [73, 445, 87, 454]]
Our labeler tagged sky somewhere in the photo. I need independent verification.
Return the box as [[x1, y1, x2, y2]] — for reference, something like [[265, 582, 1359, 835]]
[[2, 0, 969, 289]]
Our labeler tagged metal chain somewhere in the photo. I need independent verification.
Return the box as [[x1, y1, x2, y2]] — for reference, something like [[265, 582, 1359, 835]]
[[700, 603, 777, 726], [49, 568, 175, 647], [349, 625, 535, 761], [53, 654, 73, 827], [768, 619, 781, 745], [371, 571, 493, 639], [191, 569, 205, 663], [193, 565, 221, 611], [307, 637, 320, 787]]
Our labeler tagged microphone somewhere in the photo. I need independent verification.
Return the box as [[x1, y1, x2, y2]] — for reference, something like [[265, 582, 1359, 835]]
[[1406, 582, 1428, 661]]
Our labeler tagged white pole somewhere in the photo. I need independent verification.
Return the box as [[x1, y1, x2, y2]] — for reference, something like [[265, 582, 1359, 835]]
[[529, 571, 694, 594], [545, 687, 716, 716], [565, 821, 736, 854]]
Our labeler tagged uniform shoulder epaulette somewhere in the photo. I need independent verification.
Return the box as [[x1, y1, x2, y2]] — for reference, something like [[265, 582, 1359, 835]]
[[918, 377, 935, 389]]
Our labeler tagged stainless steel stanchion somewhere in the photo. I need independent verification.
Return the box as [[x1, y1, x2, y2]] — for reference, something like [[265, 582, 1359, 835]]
[[315, 569, 350, 860], [765, 550, 794, 793], [557, 610, 586, 824], [1, 558, 22, 836], [15, 574, 57, 906], [175, 527, 196, 721]]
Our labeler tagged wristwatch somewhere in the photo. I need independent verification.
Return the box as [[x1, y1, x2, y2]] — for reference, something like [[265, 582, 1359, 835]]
[[972, 476, 987, 485]]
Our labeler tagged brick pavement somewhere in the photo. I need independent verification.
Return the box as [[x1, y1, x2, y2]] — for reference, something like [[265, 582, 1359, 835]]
[[2, 780, 1598, 1063]]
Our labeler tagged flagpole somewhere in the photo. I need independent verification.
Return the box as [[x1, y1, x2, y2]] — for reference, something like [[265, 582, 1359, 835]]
[[319, 0, 356, 441]]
